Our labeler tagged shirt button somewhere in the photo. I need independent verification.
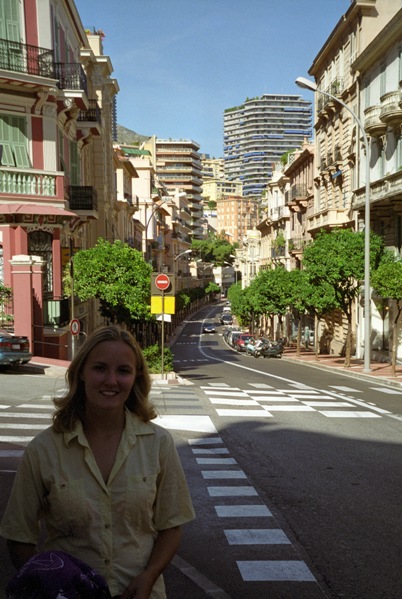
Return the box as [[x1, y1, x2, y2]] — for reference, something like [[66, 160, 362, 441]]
[[105, 523, 110, 529], [105, 559, 110, 565]]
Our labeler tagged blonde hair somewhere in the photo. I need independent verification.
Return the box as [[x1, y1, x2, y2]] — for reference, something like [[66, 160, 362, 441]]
[[53, 325, 156, 431]]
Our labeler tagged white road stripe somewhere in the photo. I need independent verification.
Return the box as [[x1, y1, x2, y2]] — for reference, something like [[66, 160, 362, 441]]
[[208, 486, 258, 497], [209, 398, 260, 406], [320, 411, 382, 418], [196, 458, 237, 465], [191, 448, 230, 454], [225, 529, 291, 545], [215, 505, 272, 517], [201, 471, 247, 479], [237, 560, 316, 582], [216, 409, 273, 418]]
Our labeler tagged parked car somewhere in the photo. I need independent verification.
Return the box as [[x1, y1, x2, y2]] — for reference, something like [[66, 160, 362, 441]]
[[246, 338, 283, 358], [202, 322, 216, 333], [220, 313, 233, 326], [234, 334, 255, 352], [222, 325, 241, 341], [0, 330, 32, 369], [227, 331, 243, 348]]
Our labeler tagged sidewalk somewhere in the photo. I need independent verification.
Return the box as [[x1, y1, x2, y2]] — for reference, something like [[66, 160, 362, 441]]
[[282, 345, 402, 389]]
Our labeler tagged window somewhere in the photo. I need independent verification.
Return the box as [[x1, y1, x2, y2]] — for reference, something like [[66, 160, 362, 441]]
[[69, 141, 79, 184], [0, 0, 20, 41], [380, 63, 386, 97], [0, 115, 31, 168]]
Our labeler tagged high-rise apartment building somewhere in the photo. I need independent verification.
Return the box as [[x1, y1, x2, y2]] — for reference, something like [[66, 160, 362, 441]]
[[223, 94, 312, 198], [144, 137, 204, 239]]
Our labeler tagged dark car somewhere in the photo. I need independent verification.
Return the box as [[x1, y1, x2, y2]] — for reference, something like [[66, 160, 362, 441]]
[[0, 329, 32, 369], [202, 322, 216, 333], [220, 313, 233, 326], [234, 334, 255, 352]]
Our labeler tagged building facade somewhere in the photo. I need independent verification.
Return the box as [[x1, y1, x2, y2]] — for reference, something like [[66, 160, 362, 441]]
[[223, 94, 312, 198]]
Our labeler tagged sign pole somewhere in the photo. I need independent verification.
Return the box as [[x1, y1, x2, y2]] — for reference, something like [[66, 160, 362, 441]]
[[161, 289, 165, 379]]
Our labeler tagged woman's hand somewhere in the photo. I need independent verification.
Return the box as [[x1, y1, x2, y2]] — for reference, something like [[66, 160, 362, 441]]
[[120, 526, 182, 599], [120, 571, 155, 599]]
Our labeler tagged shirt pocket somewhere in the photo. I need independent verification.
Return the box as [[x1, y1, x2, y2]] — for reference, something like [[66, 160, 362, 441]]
[[122, 473, 158, 528], [46, 479, 89, 536]]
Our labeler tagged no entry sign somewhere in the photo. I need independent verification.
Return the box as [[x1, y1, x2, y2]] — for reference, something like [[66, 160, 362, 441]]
[[154, 273, 171, 291]]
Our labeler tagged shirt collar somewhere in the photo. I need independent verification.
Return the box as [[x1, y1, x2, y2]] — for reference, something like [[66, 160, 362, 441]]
[[63, 409, 155, 447]]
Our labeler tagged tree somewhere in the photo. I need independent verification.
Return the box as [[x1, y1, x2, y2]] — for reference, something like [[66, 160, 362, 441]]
[[71, 239, 152, 328], [303, 228, 384, 366], [191, 233, 236, 265], [371, 258, 402, 376]]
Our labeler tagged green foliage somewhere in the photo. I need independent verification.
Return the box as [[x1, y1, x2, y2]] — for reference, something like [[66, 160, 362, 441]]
[[302, 228, 384, 321], [191, 234, 236, 265], [72, 239, 152, 326], [372, 259, 402, 301], [0, 284, 13, 325], [205, 282, 220, 295], [142, 344, 174, 374]]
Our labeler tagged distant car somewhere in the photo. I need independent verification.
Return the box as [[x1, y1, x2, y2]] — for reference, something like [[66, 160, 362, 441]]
[[220, 313, 233, 326], [202, 322, 216, 333], [0, 329, 32, 369], [234, 334, 255, 352]]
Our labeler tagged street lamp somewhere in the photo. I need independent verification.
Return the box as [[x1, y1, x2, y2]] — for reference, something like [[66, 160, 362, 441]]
[[295, 76, 371, 372]]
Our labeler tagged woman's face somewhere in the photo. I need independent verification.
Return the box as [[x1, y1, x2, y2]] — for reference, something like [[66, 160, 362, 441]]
[[80, 340, 137, 413]]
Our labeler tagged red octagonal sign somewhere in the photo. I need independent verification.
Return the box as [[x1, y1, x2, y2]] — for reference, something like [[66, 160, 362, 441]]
[[155, 273, 171, 291]]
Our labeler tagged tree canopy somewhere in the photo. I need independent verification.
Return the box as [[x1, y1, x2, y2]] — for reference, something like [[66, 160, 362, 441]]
[[72, 239, 152, 326]]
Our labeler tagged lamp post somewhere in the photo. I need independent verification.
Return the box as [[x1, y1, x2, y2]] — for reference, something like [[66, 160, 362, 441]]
[[295, 76, 371, 372], [144, 197, 170, 265]]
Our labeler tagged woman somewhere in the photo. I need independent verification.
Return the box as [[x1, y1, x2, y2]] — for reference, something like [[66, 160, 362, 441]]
[[1, 325, 195, 599]]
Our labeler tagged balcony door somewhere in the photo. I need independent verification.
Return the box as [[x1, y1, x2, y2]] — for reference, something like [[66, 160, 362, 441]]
[[28, 231, 53, 295], [0, 0, 23, 72]]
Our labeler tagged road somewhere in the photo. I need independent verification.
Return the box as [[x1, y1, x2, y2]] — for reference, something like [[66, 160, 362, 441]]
[[0, 307, 401, 598]]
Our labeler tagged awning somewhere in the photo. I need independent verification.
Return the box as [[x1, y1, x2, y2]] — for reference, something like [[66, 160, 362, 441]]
[[0, 203, 76, 217]]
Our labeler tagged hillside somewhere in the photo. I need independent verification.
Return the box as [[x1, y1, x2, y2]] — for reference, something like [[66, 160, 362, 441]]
[[116, 124, 150, 145]]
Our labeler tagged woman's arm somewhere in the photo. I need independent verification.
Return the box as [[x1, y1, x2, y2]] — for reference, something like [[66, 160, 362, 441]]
[[121, 526, 182, 599], [7, 540, 37, 570]]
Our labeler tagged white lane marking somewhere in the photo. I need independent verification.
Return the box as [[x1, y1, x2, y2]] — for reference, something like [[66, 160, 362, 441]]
[[248, 383, 275, 388], [225, 529, 291, 545], [188, 437, 223, 445], [215, 505, 272, 517], [208, 486, 258, 497], [191, 448, 230, 454], [261, 405, 315, 412], [216, 409, 273, 418], [201, 471, 247, 479], [329, 386, 362, 392], [196, 457, 237, 465], [153, 415, 217, 433], [209, 398, 260, 406], [203, 390, 250, 397], [369, 387, 402, 394], [0, 449, 24, 457], [302, 401, 354, 407], [237, 560, 316, 582], [0, 413, 52, 419], [320, 411, 382, 418]]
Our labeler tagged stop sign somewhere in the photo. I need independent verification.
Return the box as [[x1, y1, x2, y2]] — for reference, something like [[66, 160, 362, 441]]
[[155, 273, 171, 291]]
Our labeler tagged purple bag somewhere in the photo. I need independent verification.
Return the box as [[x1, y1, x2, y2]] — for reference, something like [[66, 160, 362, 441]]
[[6, 551, 112, 599]]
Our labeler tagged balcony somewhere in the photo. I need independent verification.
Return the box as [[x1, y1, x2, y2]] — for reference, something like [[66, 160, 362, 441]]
[[77, 99, 102, 135], [54, 62, 88, 107], [0, 168, 60, 198], [353, 170, 402, 210], [379, 91, 402, 127], [317, 78, 344, 115], [364, 105, 387, 136], [0, 38, 54, 81], [307, 207, 352, 235], [68, 185, 98, 216]]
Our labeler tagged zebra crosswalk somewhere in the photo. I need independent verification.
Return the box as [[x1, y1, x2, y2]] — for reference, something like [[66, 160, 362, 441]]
[[200, 382, 394, 419]]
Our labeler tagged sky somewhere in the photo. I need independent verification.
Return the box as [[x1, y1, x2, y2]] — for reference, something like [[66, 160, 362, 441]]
[[75, 0, 351, 158]]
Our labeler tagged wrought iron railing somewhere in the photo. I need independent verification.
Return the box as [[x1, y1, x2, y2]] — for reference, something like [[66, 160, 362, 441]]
[[77, 99, 101, 124], [54, 62, 88, 95], [0, 38, 54, 78], [68, 185, 98, 211]]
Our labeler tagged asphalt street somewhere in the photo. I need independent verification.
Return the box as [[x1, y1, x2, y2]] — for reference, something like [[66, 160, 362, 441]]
[[1, 308, 401, 598]]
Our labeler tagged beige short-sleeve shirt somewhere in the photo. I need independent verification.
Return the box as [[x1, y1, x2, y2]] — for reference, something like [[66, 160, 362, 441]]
[[0, 412, 195, 597]]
